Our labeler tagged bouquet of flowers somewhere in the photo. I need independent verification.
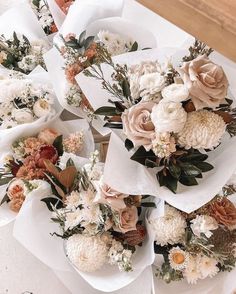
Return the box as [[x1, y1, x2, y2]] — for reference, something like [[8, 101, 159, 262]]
[[0, 117, 94, 225], [29, 0, 57, 35], [80, 40, 236, 194], [0, 74, 58, 130], [149, 184, 236, 285], [0, 32, 49, 74]]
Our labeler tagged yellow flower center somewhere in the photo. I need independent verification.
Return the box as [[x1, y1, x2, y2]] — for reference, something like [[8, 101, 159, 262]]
[[172, 252, 185, 264]]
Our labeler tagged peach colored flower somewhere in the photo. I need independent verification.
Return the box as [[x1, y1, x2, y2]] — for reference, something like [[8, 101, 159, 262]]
[[115, 206, 138, 233], [38, 128, 60, 145], [16, 163, 46, 180], [122, 101, 155, 150], [63, 132, 84, 154], [85, 43, 97, 60], [50, 23, 58, 34], [65, 62, 84, 84], [7, 179, 26, 212], [178, 55, 229, 110], [210, 198, 236, 230], [55, 0, 73, 14], [94, 183, 129, 210], [24, 137, 44, 155]]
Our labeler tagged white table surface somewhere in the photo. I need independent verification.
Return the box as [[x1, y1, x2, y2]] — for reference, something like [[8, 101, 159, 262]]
[[1, 0, 230, 293]]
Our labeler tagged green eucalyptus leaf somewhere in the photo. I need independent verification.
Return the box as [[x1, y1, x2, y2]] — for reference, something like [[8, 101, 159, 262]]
[[84, 36, 95, 49], [94, 106, 119, 116], [53, 135, 64, 156], [78, 30, 86, 46], [121, 79, 131, 98], [0, 177, 14, 186]]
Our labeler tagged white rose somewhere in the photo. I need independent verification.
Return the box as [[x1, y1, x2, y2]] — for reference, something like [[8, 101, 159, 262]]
[[151, 100, 187, 133], [162, 83, 189, 102], [33, 99, 52, 117], [12, 108, 34, 123], [190, 215, 218, 238], [139, 72, 165, 101]]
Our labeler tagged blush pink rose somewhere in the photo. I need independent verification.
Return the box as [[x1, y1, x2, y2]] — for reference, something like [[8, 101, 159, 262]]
[[38, 128, 60, 145], [114, 206, 138, 233], [122, 101, 155, 150], [94, 183, 129, 210], [178, 55, 229, 110]]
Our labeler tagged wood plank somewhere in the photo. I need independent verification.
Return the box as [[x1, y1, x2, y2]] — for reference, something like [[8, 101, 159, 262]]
[[137, 0, 236, 62]]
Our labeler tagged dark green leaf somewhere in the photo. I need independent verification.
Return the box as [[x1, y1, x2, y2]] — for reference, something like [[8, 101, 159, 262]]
[[145, 159, 158, 168], [125, 139, 134, 151], [129, 41, 138, 52], [121, 79, 131, 98], [169, 163, 181, 179], [180, 153, 208, 162], [13, 32, 20, 47], [141, 195, 151, 199], [193, 161, 214, 172], [94, 106, 120, 116], [141, 202, 156, 208], [0, 194, 10, 206], [53, 135, 63, 156], [225, 98, 233, 106], [157, 170, 177, 193], [179, 176, 198, 186], [131, 146, 157, 166], [179, 163, 202, 177], [114, 101, 126, 112], [41, 197, 63, 211]]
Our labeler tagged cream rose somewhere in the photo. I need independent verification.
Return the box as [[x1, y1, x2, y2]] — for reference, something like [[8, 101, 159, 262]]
[[94, 182, 129, 210], [122, 101, 155, 150], [115, 206, 138, 233], [38, 128, 60, 145], [162, 83, 189, 102], [12, 108, 34, 124], [151, 100, 187, 133], [177, 55, 229, 110], [33, 99, 52, 117]]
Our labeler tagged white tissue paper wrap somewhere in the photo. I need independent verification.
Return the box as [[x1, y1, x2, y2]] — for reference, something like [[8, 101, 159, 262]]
[[0, 117, 94, 226], [47, 0, 66, 29], [0, 66, 62, 134], [77, 47, 236, 213], [13, 156, 155, 292], [0, 2, 49, 42]]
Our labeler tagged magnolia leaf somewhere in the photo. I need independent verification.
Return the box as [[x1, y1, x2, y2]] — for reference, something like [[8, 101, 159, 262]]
[[44, 159, 60, 178], [179, 175, 198, 186], [131, 146, 157, 166], [180, 153, 208, 162], [168, 163, 181, 179], [58, 166, 77, 188], [44, 173, 66, 200], [157, 170, 177, 193], [141, 202, 156, 208], [145, 159, 158, 168], [129, 41, 138, 52], [179, 163, 202, 177]]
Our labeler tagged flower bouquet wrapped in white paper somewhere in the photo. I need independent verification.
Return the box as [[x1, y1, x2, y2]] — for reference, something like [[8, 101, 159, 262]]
[[148, 183, 236, 290], [44, 0, 157, 134], [28, 0, 58, 35], [76, 42, 236, 213], [0, 116, 94, 226], [0, 67, 62, 132], [0, 2, 51, 73], [13, 152, 156, 292]]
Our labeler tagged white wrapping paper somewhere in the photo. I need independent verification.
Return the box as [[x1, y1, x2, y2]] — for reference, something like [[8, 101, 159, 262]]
[[12, 155, 156, 292], [0, 2, 48, 42], [0, 66, 63, 134], [0, 117, 94, 226], [47, 0, 66, 29]]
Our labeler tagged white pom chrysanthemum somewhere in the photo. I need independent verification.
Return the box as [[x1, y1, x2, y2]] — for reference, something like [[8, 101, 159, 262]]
[[190, 215, 218, 238], [198, 255, 219, 279], [183, 255, 202, 284], [149, 205, 186, 246], [177, 110, 226, 149], [66, 234, 110, 272]]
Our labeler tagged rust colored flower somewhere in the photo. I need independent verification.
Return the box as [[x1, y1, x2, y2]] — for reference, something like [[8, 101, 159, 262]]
[[55, 0, 73, 14], [65, 62, 84, 84], [50, 23, 58, 34], [123, 224, 146, 246], [210, 198, 236, 229], [34, 145, 58, 168], [85, 43, 97, 60]]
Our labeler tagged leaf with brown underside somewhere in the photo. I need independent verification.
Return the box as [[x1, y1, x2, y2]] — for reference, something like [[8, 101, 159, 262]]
[[44, 173, 66, 201], [214, 111, 234, 123], [58, 166, 77, 188], [44, 160, 60, 178]]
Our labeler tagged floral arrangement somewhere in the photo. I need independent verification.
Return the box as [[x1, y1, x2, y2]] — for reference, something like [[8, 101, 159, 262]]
[[83, 40, 236, 193], [44, 152, 153, 272], [0, 78, 56, 129], [29, 0, 57, 35], [0, 127, 84, 212], [0, 32, 49, 74], [55, 0, 74, 14], [149, 184, 236, 284], [58, 30, 137, 114]]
